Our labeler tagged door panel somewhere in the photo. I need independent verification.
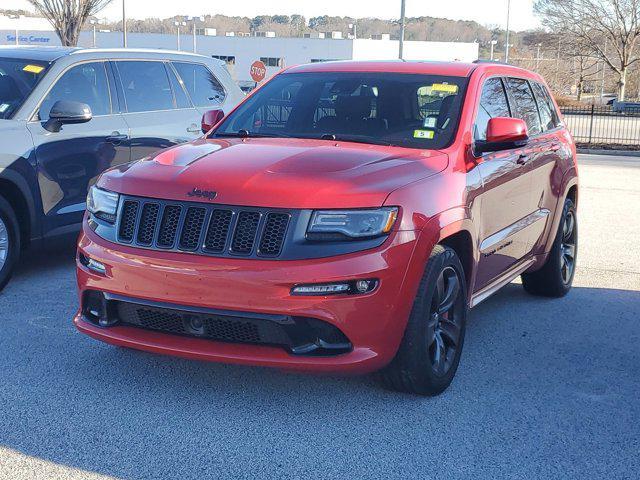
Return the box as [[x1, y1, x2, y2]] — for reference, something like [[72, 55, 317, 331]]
[[114, 60, 202, 161], [476, 150, 532, 288], [28, 61, 130, 234]]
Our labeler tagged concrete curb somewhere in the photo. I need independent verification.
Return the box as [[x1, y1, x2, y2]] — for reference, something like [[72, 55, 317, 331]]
[[577, 148, 640, 157]]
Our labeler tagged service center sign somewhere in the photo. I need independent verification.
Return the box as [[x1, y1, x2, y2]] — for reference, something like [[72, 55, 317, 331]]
[[250, 60, 267, 83]]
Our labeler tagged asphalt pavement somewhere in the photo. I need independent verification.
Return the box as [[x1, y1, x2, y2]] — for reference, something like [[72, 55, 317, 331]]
[[0, 154, 638, 479]]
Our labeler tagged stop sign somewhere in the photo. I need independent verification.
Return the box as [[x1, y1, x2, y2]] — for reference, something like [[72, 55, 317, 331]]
[[250, 60, 267, 83]]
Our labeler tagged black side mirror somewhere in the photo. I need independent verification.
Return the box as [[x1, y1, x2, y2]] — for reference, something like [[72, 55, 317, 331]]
[[44, 100, 92, 133]]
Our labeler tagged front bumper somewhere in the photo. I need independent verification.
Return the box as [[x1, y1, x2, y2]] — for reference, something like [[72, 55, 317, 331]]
[[75, 222, 424, 374]]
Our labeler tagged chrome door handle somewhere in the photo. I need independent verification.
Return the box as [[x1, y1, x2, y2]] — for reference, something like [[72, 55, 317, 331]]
[[106, 132, 128, 144], [187, 124, 200, 134]]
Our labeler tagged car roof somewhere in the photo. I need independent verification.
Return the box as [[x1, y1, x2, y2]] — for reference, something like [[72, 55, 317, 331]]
[[0, 46, 215, 63], [285, 60, 539, 80], [0, 45, 79, 62]]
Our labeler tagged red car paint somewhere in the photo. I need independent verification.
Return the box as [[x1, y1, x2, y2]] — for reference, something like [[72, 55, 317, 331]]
[[74, 61, 578, 373]]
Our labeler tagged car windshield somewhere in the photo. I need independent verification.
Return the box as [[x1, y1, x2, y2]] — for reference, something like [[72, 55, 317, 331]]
[[0, 58, 49, 120], [213, 71, 468, 149]]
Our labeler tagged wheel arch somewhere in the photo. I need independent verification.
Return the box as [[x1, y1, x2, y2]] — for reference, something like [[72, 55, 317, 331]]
[[0, 169, 38, 248]]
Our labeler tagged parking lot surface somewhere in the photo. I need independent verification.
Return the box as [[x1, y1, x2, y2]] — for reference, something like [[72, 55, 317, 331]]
[[0, 154, 638, 479]]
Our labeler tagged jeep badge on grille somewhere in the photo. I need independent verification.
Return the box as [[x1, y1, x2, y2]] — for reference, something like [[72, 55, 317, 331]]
[[187, 188, 217, 201]]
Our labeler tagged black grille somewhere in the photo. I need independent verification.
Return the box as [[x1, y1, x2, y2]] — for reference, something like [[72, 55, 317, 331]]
[[136, 203, 160, 245], [260, 213, 290, 256], [117, 302, 278, 345], [115, 196, 290, 259], [179, 207, 206, 250], [157, 205, 182, 248], [232, 211, 261, 254], [119, 201, 139, 242], [204, 209, 233, 252]]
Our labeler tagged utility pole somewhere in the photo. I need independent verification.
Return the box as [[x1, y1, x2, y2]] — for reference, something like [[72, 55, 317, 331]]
[[122, 0, 127, 47], [505, 0, 511, 63], [490, 40, 497, 60], [399, 0, 406, 59]]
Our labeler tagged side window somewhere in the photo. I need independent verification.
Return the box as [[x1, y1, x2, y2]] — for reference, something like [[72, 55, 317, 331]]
[[39, 62, 110, 120], [172, 62, 226, 108], [531, 82, 559, 131], [474, 77, 510, 141], [166, 65, 191, 109], [116, 61, 174, 113], [506, 78, 542, 136]]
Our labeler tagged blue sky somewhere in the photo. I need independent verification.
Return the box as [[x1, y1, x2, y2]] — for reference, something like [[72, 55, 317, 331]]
[[5, 0, 539, 32]]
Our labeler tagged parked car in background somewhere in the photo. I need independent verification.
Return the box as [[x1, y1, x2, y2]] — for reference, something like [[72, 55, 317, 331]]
[[0, 46, 244, 290], [74, 60, 578, 395]]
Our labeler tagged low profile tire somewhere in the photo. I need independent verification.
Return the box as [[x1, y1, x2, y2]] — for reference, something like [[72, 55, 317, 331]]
[[522, 197, 577, 297], [0, 194, 20, 293], [379, 245, 467, 396]]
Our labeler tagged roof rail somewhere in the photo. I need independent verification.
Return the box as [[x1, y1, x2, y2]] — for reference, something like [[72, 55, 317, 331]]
[[473, 59, 508, 65]]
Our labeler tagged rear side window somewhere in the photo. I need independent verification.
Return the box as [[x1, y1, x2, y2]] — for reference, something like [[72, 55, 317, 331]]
[[531, 82, 559, 131], [39, 62, 111, 120], [172, 62, 226, 107], [506, 78, 542, 136], [116, 61, 174, 113], [166, 65, 191, 109], [474, 77, 510, 141]]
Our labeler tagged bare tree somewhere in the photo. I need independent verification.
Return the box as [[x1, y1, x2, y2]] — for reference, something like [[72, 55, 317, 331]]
[[535, 0, 640, 100], [27, 0, 113, 46]]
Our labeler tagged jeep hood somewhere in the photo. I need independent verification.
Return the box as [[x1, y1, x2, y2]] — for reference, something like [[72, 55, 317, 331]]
[[98, 138, 448, 209]]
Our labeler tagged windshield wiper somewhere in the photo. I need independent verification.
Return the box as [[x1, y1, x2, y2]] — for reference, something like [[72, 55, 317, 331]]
[[318, 133, 394, 147], [214, 129, 293, 139]]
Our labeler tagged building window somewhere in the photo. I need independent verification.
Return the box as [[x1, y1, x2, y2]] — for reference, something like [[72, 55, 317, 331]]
[[212, 55, 236, 65], [310, 59, 338, 63], [260, 57, 284, 68]]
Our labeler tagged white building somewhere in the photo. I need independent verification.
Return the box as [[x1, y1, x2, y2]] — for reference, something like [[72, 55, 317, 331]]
[[0, 15, 479, 89]]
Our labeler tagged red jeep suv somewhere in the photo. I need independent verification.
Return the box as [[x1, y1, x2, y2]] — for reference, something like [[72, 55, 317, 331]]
[[74, 61, 578, 395]]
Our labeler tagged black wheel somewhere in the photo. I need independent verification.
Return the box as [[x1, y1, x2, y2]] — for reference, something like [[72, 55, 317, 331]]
[[0, 194, 20, 293], [380, 245, 467, 396], [522, 197, 577, 297]]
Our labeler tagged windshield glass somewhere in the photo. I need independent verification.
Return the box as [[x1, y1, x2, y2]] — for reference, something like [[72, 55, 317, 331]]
[[0, 58, 49, 120], [214, 71, 468, 149]]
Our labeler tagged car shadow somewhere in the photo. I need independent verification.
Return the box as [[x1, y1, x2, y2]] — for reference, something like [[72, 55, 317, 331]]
[[1, 252, 639, 478]]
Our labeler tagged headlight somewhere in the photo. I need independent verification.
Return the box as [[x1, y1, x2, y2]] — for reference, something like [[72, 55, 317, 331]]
[[87, 186, 119, 223], [307, 207, 398, 239]]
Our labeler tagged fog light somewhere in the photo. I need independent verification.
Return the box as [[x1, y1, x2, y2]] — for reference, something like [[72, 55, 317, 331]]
[[355, 280, 371, 293]]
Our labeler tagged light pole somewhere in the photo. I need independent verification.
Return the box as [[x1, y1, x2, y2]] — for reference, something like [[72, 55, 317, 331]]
[[189, 16, 204, 53], [505, 0, 511, 63], [90, 19, 97, 47], [122, 0, 127, 47], [399, 0, 406, 59], [490, 39, 497, 60], [175, 21, 186, 50]]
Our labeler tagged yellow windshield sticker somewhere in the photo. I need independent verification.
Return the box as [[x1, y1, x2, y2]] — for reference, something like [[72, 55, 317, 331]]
[[23, 64, 45, 74], [414, 129, 434, 139], [431, 83, 458, 94]]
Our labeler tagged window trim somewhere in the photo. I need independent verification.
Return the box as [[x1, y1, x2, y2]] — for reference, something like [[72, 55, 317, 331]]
[[171, 60, 228, 108], [28, 59, 114, 123]]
